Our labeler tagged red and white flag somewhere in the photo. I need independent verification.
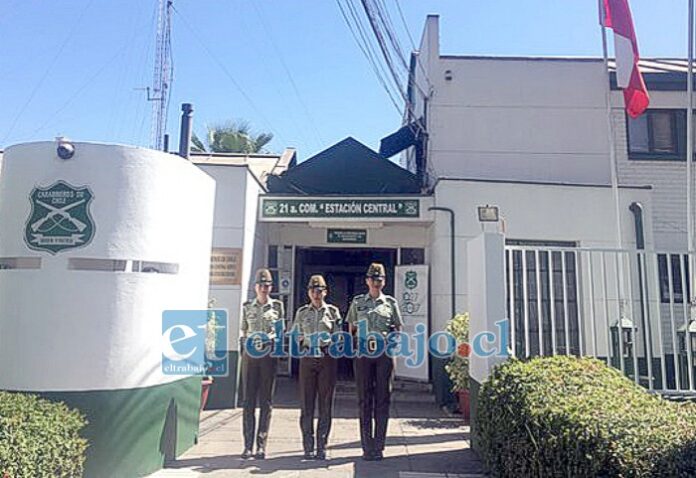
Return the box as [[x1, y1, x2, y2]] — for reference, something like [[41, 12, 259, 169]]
[[601, 0, 650, 118]]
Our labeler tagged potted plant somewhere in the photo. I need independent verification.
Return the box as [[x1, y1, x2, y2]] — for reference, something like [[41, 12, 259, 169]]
[[201, 299, 218, 411], [445, 313, 470, 421]]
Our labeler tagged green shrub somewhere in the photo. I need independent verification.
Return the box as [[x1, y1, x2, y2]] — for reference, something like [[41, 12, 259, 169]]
[[0, 391, 88, 477], [445, 313, 469, 391], [477, 356, 696, 477]]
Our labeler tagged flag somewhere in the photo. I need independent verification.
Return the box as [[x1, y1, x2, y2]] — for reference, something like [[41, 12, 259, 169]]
[[601, 0, 650, 118]]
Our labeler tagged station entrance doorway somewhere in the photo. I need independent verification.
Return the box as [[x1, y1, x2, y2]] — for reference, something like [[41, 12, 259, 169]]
[[293, 246, 397, 380]]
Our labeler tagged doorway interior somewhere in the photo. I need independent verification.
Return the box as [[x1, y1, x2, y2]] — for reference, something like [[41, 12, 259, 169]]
[[293, 247, 397, 379]]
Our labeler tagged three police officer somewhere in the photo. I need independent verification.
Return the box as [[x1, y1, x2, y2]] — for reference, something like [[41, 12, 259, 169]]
[[292, 275, 341, 460], [240, 268, 285, 460], [346, 263, 403, 461]]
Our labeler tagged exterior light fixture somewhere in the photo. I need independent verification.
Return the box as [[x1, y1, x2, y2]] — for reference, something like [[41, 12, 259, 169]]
[[611, 316, 637, 359], [477, 205, 500, 222], [677, 319, 696, 358]]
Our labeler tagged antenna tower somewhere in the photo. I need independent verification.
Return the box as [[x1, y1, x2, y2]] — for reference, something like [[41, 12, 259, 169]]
[[149, 0, 173, 150]]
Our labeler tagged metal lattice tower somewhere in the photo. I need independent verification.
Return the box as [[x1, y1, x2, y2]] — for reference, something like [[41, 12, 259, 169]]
[[149, 0, 173, 150]]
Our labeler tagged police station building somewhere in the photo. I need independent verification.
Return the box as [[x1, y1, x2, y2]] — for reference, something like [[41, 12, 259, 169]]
[[4, 14, 695, 414], [192, 15, 696, 408]]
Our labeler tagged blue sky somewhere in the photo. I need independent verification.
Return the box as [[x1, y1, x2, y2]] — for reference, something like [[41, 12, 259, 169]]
[[0, 1, 687, 158]]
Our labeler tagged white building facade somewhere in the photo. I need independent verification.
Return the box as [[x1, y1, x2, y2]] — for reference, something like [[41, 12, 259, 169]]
[[3, 15, 693, 410]]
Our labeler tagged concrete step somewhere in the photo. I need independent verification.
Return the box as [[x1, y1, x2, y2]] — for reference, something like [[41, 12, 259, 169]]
[[335, 379, 432, 394], [335, 380, 436, 403]]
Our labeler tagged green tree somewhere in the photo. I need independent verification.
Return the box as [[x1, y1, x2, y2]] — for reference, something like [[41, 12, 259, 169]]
[[191, 120, 273, 154]]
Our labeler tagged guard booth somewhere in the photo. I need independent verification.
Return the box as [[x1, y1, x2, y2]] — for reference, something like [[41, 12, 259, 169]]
[[0, 141, 215, 477], [261, 137, 433, 382]]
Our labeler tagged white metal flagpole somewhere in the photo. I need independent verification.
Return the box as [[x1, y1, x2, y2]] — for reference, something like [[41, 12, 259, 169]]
[[687, 0, 695, 316], [599, 0, 627, 315], [687, 0, 694, 257]]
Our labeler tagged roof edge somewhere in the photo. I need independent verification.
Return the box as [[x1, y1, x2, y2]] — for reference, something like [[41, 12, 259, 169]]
[[433, 176, 653, 190]]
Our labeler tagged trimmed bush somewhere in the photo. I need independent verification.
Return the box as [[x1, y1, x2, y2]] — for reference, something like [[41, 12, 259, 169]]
[[477, 356, 696, 477], [0, 391, 88, 477]]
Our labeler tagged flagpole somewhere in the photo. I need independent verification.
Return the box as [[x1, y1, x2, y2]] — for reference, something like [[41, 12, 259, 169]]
[[599, 0, 627, 314], [687, 0, 695, 312], [687, 0, 694, 256]]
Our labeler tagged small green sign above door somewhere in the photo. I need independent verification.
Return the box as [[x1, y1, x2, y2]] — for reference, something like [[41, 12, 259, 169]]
[[327, 229, 367, 244]]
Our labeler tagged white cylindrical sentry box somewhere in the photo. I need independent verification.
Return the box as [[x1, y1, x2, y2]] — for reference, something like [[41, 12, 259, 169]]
[[0, 140, 216, 477]]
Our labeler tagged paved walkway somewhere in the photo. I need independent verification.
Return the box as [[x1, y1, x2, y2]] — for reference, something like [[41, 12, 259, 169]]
[[149, 377, 486, 478]]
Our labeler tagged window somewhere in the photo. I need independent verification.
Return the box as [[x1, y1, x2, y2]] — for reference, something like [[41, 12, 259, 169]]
[[658, 254, 691, 303], [627, 109, 686, 160], [505, 240, 581, 357]]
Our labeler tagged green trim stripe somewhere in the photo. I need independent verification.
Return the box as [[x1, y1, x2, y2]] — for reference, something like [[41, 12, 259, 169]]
[[25, 376, 201, 478]]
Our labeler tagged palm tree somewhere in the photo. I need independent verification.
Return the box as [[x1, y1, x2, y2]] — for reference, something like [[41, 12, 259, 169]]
[[191, 120, 273, 154]]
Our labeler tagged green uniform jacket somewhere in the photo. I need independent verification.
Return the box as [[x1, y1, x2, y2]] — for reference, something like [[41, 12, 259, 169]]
[[291, 302, 342, 348], [241, 298, 285, 340], [346, 293, 403, 337]]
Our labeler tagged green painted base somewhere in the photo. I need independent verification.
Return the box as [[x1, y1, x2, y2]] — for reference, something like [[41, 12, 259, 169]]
[[469, 378, 482, 453], [431, 356, 457, 408], [28, 376, 201, 478], [205, 350, 240, 410]]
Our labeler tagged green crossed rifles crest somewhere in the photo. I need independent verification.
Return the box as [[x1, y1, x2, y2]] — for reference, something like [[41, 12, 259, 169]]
[[405, 270, 418, 290], [24, 181, 95, 254]]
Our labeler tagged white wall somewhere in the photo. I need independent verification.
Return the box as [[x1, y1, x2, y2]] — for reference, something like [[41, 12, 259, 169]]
[[198, 164, 264, 350], [426, 57, 612, 185]]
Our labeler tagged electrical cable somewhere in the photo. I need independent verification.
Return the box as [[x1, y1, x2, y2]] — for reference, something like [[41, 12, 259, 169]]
[[171, 3, 288, 146], [1, 0, 96, 145]]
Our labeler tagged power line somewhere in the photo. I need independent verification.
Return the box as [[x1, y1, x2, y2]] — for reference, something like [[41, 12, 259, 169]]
[[171, 4, 287, 146], [349, 0, 405, 107], [374, 0, 410, 72], [393, 0, 417, 51], [335, 0, 403, 114], [30, 42, 132, 137], [1, 0, 96, 146], [251, 1, 325, 150], [392, 0, 433, 109], [358, 0, 425, 133], [363, 0, 430, 102]]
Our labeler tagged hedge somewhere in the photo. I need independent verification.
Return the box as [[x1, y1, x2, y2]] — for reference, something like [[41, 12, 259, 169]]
[[0, 391, 88, 477], [477, 356, 696, 477]]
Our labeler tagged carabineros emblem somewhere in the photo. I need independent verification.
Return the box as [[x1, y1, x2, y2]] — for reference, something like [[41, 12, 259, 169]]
[[405, 270, 418, 290], [24, 181, 95, 254]]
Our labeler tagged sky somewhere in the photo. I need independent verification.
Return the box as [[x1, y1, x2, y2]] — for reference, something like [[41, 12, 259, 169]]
[[0, 1, 688, 160]]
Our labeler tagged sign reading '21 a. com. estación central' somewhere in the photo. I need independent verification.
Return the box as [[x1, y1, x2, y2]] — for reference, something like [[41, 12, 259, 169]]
[[260, 198, 420, 220]]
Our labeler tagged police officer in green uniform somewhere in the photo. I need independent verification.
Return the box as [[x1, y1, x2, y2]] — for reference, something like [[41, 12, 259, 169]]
[[292, 275, 341, 461], [346, 263, 403, 461], [240, 268, 285, 460]]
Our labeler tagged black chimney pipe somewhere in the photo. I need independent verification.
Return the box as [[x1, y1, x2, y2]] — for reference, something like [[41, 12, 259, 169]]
[[179, 103, 193, 159]]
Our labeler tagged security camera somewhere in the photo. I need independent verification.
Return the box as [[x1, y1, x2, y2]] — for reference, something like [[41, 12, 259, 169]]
[[57, 141, 75, 160]]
